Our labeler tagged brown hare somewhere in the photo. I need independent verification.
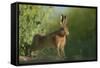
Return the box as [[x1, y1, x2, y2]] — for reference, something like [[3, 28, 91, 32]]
[[31, 15, 69, 58]]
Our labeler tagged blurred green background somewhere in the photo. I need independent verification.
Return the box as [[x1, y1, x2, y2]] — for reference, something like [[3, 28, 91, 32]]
[[19, 4, 97, 62]]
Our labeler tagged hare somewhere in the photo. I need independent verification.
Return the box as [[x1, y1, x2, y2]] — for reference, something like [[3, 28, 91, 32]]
[[30, 15, 69, 58]]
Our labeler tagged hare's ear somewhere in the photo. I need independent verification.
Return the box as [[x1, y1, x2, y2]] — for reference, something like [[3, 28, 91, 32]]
[[60, 15, 63, 21], [64, 15, 68, 24], [60, 15, 63, 25], [64, 16, 66, 19]]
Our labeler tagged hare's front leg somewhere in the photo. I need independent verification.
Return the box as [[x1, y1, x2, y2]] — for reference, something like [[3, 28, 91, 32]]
[[61, 45, 65, 58], [57, 42, 61, 57], [60, 38, 66, 58]]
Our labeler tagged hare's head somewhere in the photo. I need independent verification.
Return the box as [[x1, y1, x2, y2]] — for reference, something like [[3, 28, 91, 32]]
[[60, 15, 69, 35]]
